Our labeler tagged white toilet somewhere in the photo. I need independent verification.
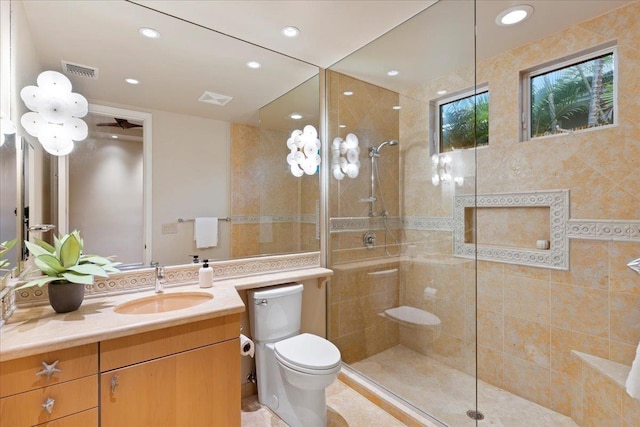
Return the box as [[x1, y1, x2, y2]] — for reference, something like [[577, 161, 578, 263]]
[[248, 283, 342, 427]]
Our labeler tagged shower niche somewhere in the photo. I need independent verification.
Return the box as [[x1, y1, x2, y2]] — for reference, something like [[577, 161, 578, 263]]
[[454, 190, 570, 270]]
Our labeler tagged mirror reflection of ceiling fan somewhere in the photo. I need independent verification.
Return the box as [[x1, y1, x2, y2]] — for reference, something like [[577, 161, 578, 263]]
[[96, 118, 142, 129]]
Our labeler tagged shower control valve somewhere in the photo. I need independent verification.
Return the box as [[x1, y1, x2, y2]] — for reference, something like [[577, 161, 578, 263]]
[[363, 232, 376, 250]]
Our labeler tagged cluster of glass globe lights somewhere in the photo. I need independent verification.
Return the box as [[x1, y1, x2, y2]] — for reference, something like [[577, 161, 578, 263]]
[[286, 125, 322, 177], [331, 133, 360, 180], [20, 71, 88, 156]]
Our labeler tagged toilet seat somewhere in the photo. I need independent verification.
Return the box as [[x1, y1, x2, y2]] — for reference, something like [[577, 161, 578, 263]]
[[274, 333, 341, 375]]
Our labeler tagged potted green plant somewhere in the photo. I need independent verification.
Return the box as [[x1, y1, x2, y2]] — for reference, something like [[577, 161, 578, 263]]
[[18, 230, 121, 313], [0, 239, 16, 272]]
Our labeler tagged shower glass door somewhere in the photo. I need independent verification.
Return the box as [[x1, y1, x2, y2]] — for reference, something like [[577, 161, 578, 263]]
[[325, 1, 478, 425]]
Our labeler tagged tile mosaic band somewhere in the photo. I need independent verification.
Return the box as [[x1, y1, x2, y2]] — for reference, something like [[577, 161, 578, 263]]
[[567, 219, 640, 241], [10, 252, 321, 309], [231, 214, 317, 224]]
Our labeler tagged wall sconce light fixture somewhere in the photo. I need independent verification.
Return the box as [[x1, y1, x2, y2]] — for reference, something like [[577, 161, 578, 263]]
[[287, 125, 321, 177], [20, 71, 88, 156], [331, 133, 360, 180]]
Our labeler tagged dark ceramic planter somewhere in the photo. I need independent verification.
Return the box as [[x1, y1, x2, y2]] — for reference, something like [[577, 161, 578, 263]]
[[48, 281, 85, 313]]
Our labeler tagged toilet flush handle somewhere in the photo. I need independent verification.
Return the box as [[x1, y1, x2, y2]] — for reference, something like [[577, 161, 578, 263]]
[[255, 299, 268, 306]]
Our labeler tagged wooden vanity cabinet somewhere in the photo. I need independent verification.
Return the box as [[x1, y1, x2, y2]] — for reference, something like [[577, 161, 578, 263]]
[[0, 344, 98, 427], [99, 314, 241, 427]]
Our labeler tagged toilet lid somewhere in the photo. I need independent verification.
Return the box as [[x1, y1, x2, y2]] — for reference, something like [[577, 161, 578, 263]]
[[384, 306, 441, 326], [274, 333, 341, 371]]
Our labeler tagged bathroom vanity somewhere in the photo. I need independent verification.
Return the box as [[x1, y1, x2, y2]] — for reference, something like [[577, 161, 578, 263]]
[[0, 265, 332, 426], [0, 285, 245, 426], [0, 315, 240, 426]]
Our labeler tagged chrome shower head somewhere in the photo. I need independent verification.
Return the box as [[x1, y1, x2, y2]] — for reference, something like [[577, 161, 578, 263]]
[[371, 140, 399, 156]]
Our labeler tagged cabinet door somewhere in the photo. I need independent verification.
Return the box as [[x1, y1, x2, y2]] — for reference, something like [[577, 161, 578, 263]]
[[101, 339, 239, 427]]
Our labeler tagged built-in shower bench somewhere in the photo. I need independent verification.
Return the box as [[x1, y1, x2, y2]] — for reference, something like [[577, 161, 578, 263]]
[[570, 351, 639, 426]]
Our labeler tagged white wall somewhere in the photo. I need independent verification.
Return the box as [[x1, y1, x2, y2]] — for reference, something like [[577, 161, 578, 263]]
[[68, 137, 143, 264], [151, 109, 231, 265]]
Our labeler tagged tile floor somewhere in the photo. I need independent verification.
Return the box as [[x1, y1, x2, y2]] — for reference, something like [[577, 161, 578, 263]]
[[351, 345, 578, 427], [241, 379, 405, 427]]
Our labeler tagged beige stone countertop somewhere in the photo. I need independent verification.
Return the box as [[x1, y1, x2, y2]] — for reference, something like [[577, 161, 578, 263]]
[[0, 267, 333, 362]]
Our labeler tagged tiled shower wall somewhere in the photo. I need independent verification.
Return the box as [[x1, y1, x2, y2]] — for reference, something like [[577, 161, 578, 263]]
[[400, 2, 640, 416], [230, 123, 318, 258], [327, 70, 403, 362]]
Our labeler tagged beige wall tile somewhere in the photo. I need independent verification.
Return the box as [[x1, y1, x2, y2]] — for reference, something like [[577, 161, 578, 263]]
[[550, 327, 609, 379], [621, 391, 640, 427], [583, 392, 622, 427], [610, 340, 638, 366], [477, 309, 503, 350], [550, 284, 609, 338], [477, 345, 503, 387], [610, 241, 640, 295], [504, 276, 550, 325], [550, 240, 610, 290], [504, 315, 550, 368], [550, 371, 572, 416], [584, 364, 623, 416], [502, 354, 550, 408], [610, 291, 640, 345]]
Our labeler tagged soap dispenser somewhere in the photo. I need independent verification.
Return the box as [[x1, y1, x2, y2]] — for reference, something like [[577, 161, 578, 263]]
[[198, 259, 213, 288]]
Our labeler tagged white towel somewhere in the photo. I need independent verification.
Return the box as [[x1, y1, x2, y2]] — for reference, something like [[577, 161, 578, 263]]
[[626, 341, 640, 399], [194, 217, 218, 248]]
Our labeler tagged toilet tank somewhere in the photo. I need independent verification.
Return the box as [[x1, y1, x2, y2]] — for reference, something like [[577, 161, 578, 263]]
[[248, 283, 304, 342]]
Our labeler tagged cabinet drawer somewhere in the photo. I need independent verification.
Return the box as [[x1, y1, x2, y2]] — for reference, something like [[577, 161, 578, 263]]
[[100, 314, 240, 371], [34, 408, 98, 427], [0, 344, 98, 398], [0, 375, 97, 426]]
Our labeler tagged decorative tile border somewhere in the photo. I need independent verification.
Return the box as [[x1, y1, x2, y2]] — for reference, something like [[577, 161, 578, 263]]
[[454, 190, 570, 270], [11, 252, 321, 308], [330, 216, 402, 233], [231, 214, 316, 224], [330, 216, 454, 233], [567, 219, 640, 241], [0, 285, 16, 328], [402, 217, 454, 231]]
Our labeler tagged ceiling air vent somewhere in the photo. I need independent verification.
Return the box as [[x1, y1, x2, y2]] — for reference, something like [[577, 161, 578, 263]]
[[198, 91, 233, 106], [61, 61, 99, 80]]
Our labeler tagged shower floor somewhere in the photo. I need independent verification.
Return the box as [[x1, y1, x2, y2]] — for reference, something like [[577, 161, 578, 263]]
[[351, 345, 577, 427]]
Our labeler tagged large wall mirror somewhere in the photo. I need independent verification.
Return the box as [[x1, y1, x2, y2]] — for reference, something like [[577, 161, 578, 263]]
[[8, 0, 320, 271]]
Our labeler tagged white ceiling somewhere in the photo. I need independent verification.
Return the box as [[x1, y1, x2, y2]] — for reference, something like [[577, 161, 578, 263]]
[[331, 0, 634, 94], [17, 0, 634, 130], [133, 0, 436, 68]]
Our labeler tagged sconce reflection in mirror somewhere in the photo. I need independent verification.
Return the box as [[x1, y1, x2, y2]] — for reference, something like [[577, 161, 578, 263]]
[[0, 111, 17, 145], [20, 71, 88, 156], [431, 154, 463, 187], [287, 125, 321, 177], [331, 133, 360, 180]]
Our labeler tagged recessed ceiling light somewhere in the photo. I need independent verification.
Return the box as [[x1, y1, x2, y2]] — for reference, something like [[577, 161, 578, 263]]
[[387, 70, 399, 77], [281, 26, 300, 38], [111, 135, 119, 139], [437, 90, 447, 95], [339, 124, 346, 128], [393, 105, 401, 110], [246, 61, 261, 69], [139, 27, 160, 39], [125, 78, 139, 85], [343, 91, 354, 96], [496, 5, 534, 26], [289, 113, 303, 120]]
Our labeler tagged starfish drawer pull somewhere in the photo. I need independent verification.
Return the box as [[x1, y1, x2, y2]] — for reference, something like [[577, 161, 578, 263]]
[[36, 360, 62, 381]]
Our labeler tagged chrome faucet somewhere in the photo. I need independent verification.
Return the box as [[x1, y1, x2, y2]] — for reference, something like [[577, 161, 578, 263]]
[[151, 262, 166, 293]]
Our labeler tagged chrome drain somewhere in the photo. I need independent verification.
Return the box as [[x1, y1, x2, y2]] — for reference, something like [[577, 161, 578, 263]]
[[466, 410, 485, 420]]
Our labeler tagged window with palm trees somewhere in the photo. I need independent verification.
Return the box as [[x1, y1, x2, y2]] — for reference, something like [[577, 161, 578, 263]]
[[528, 50, 615, 139], [438, 90, 489, 153]]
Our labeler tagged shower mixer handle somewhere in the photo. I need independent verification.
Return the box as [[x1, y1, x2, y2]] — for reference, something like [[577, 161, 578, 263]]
[[360, 196, 377, 203]]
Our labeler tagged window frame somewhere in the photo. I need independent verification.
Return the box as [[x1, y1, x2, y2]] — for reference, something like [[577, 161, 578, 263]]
[[430, 84, 489, 156], [521, 43, 618, 141]]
